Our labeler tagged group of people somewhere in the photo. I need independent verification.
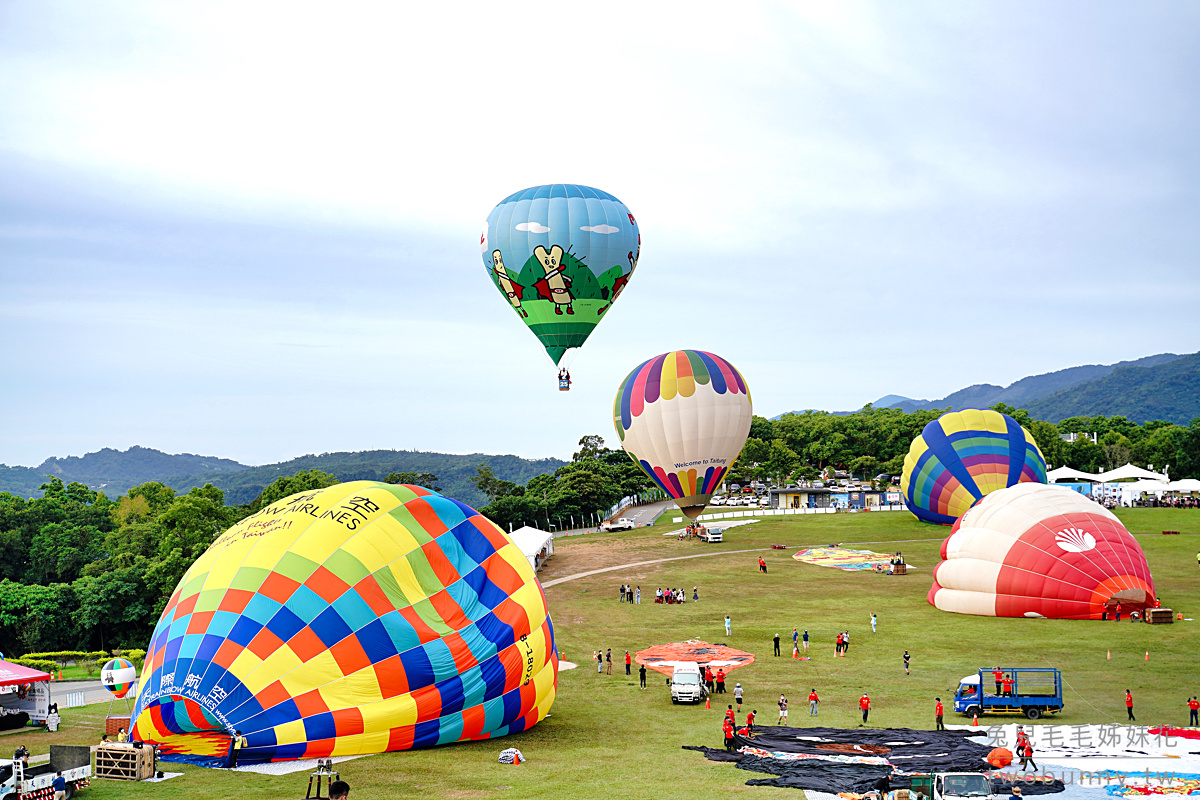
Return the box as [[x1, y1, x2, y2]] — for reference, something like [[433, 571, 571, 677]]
[[593, 648, 633, 675], [722, 705, 758, 751], [834, 630, 851, 656], [703, 666, 729, 694], [619, 584, 640, 603], [656, 586, 696, 604]]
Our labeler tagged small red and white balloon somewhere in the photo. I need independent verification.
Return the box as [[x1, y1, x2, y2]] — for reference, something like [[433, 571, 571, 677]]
[[101, 658, 137, 699]]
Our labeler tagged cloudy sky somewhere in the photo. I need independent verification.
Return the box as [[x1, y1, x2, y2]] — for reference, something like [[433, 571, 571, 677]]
[[2, 1, 1197, 468]]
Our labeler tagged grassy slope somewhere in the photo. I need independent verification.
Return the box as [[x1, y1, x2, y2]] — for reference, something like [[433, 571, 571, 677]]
[[14, 509, 1200, 799]]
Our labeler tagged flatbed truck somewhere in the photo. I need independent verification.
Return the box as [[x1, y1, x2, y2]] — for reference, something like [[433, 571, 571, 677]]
[[953, 667, 1063, 720]]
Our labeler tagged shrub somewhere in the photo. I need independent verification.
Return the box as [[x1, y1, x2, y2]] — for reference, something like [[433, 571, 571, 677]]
[[9, 658, 58, 674]]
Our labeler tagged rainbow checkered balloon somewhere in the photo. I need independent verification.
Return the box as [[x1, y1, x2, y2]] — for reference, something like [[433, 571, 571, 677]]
[[101, 657, 137, 699], [130, 481, 557, 763], [900, 409, 1047, 525]]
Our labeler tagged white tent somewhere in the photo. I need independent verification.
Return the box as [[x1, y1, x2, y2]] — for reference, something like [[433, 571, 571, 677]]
[[1167, 478, 1200, 494], [1046, 466, 1101, 483], [1096, 464, 1168, 482], [509, 525, 554, 571]]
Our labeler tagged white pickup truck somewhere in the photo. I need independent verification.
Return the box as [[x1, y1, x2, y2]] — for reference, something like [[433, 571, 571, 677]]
[[0, 745, 92, 799], [600, 517, 636, 532]]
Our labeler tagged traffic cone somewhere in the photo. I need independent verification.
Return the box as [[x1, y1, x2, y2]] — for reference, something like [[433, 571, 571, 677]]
[[706, 696, 711, 710], [1107, 650, 1111, 660], [1145, 651, 1149, 661], [59, 669, 63, 680], [973, 714, 978, 727]]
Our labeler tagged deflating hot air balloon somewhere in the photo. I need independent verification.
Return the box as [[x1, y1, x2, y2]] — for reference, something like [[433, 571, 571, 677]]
[[901, 409, 1047, 525], [130, 481, 557, 764], [481, 184, 640, 375], [614, 350, 752, 520], [929, 482, 1155, 619]]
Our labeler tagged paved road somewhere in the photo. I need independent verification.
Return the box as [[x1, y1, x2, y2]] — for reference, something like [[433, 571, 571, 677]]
[[619, 499, 675, 527], [52, 679, 134, 706]]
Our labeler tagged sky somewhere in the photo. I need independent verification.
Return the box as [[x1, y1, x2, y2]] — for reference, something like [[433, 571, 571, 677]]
[[1, 1, 1198, 468]]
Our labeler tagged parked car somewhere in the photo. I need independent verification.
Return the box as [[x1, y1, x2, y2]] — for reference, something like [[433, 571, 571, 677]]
[[600, 517, 636, 531]]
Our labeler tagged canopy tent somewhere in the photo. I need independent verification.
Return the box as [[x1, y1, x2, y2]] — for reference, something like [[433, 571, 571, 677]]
[[1046, 466, 1101, 483], [1168, 478, 1200, 493], [508, 525, 554, 571], [1119, 479, 1174, 496], [0, 661, 51, 687], [1096, 464, 1168, 482]]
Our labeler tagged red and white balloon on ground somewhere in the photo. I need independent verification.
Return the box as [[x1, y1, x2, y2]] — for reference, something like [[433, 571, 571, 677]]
[[928, 483, 1155, 619]]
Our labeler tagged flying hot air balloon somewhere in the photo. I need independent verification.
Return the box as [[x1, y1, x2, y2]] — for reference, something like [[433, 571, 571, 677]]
[[613, 350, 752, 520], [481, 184, 640, 387], [901, 408, 1047, 525], [131, 481, 557, 764], [929, 482, 1155, 619]]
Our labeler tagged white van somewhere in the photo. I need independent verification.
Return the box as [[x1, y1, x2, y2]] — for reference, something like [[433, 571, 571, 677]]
[[670, 663, 705, 704]]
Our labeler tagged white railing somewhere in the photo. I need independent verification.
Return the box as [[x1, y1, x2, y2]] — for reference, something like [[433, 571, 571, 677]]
[[64, 692, 87, 708], [674, 504, 909, 523]]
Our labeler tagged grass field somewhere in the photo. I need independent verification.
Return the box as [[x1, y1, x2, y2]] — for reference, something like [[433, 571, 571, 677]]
[[13, 508, 1200, 799]]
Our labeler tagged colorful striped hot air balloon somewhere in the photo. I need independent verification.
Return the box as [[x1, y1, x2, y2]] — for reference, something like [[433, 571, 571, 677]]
[[130, 481, 557, 764], [929, 482, 1155, 619], [613, 350, 752, 520], [900, 409, 1046, 525], [482, 184, 640, 369], [101, 657, 137, 700]]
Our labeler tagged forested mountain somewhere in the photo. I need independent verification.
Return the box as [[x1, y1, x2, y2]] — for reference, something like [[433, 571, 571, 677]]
[[0, 447, 565, 509], [171, 450, 567, 508], [872, 353, 1184, 414], [1024, 351, 1200, 425]]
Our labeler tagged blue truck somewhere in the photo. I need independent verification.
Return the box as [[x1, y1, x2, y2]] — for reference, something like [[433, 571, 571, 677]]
[[953, 667, 1063, 720]]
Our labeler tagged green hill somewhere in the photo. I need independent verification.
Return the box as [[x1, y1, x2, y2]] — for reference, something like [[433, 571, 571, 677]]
[[1024, 350, 1200, 424], [169, 450, 566, 508], [0, 446, 565, 508]]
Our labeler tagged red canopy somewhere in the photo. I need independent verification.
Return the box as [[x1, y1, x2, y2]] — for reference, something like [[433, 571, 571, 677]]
[[0, 661, 52, 687]]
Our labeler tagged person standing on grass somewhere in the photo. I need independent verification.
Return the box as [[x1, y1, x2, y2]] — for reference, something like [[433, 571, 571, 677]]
[[723, 716, 736, 753], [725, 615, 732, 636], [635, 585, 641, 604], [694, 586, 699, 601], [778, 694, 789, 726], [725, 705, 736, 726], [1189, 696, 1199, 726], [835, 632, 843, 656], [859, 693, 871, 726], [639, 663, 647, 689], [903, 650, 911, 675], [596, 650, 603, 674], [843, 630, 850, 655], [625, 650, 631, 675], [803, 629, 809, 652], [734, 682, 744, 713], [1126, 689, 1135, 721], [793, 628, 799, 651], [606, 649, 612, 675], [746, 708, 756, 735], [935, 697, 945, 730], [715, 669, 727, 694], [871, 613, 877, 633], [620, 584, 625, 603], [705, 667, 715, 694], [759, 556, 767, 573], [809, 689, 819, 716], [774, 633, 781, 656]]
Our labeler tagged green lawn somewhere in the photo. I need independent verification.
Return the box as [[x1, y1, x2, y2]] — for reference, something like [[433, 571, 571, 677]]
[[12, 508, 1199, 799]]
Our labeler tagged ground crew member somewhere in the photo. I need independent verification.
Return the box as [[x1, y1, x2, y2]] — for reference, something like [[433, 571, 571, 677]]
[[224, 729, 247, 768], [1002, 675, 1014, 697], [809, 689, 819, 716], [725, 705, 736, 725], [935, 697, 945, 730], [624, 650, 631, 675], [774, 633, 781, 656], [723, 717, 735, 752], [1126, 689, 1136, 721], [715, 669, 726, 694], [860, 693, 871, 725], [1019, 740, 1037, 772], [746, 709, 756, 734], [639, 663, 647, 689], [1189, 696, 1199, 726], [705, 667, 715, 693], [993, 667, 1004, 695]]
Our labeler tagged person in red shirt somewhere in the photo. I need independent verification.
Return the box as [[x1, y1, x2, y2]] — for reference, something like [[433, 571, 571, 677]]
[[935, 697, 945, 730], [746, 709, 756, 734], [836, 632, 844, 657], [725, 705, 736, 725], [1016, 726, 1029, 751], [705, 667, 715, 693], [808, 689, 819, 717], [859, 693, 871, 726], [992, 668, 1003, 695], [1002, 676, 1014, 697], [1126, 689, 1135, 721], [1019, 740, 1037, 772], [715, 669, 727, 694], [758, 556, 767, 573], [723, 717, 735, 752], [1188, 696, 1198, 726], [624, 650, 631, 675]]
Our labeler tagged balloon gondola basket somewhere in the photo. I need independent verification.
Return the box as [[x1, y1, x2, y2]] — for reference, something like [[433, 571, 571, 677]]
[[558, 379, 570, 391]]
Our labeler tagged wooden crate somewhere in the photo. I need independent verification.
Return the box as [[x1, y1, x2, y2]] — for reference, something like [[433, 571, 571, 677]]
[[1146, 608, 1174, 625], [892, 563, 908, 576], [95, 744, 154, 781]]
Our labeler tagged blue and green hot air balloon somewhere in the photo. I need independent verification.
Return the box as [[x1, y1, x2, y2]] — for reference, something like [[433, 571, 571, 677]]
[[481, 184, 640, 369]]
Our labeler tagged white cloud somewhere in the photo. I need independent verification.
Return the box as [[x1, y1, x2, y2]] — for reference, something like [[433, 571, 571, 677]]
[[516, 222, 550, 233], [580, 224, 619, 234]]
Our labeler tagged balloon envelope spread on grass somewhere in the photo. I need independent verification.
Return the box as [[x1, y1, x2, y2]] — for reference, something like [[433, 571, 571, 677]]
[[130, 481, 557, 764], [901, 408, 1047, 525], [613, 350, 753, 520], [101, 657, 137, 699], [929, 482, 1155, 619], [481, 183, 641, 367]]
